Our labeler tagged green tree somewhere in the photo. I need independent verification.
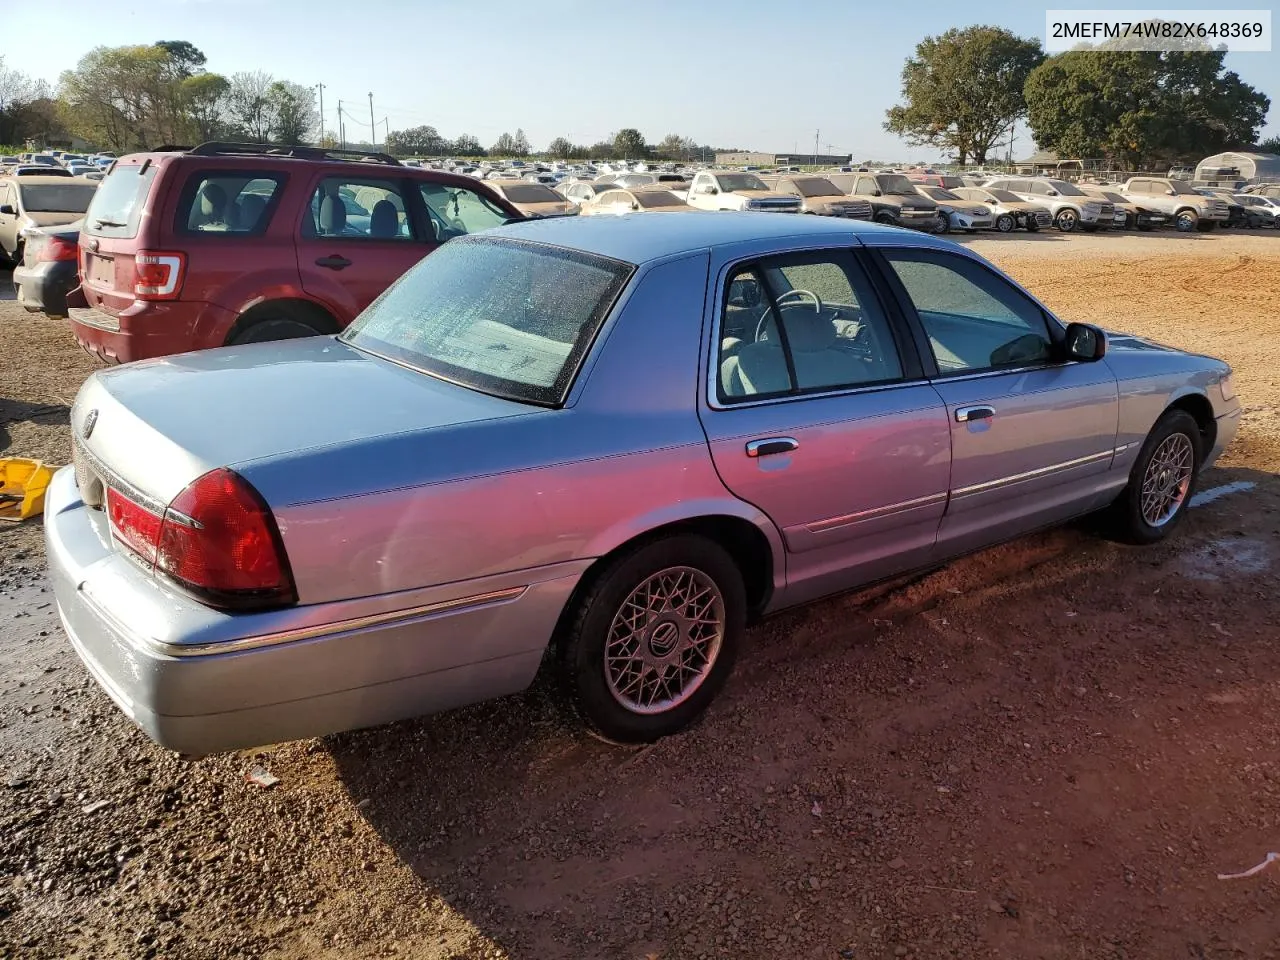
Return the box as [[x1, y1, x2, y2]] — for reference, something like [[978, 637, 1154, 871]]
[[0, 57, 51, 145], [386, 124, 447, 156], [226, 70, 275, 141], [512, 128, 530, 156], [546, 136, 574, 158], [884, 26, 1043, 165], [491, 131, 515, 155], [1259, 135, 1280, 154], [588, 140, 615, 160], [267, 80, 315, 144], [1025, 48, 1270, 167], [453, 133, 485, 156], [58, 44, 190, 150], [612, 127, 646, 159], [154, 40, 206, 77], [180, 72, 229, 142]]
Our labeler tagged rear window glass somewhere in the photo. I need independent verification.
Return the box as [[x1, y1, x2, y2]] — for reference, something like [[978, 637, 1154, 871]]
[[83, 163, 158, 238], [499, 184, 562, 203], [341, 237, 632, 406], [17, 182, 98, 213], [180, 173, 284, 235]]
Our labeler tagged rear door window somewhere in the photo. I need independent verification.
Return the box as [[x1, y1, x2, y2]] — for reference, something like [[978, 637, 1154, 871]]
[[305, 177, 412, 240], [82, 162, 158, 238], [178, 173, 285, 235]]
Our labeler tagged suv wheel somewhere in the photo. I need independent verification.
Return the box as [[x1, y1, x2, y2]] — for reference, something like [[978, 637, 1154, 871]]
[[561, 534, 745, 743], [873, 211, 896, 226], [1174, 209, 1198, 232], [1055, 208, 1079, 232], [230, 317, 328, 345]]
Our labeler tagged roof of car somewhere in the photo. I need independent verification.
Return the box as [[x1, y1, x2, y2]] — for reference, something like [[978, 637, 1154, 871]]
[[1, 174, 94, 186], [486, 210, 941, 263]]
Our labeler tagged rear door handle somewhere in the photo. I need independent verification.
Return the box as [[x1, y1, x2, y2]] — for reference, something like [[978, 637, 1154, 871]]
[[955, 405, 996, 423], [315, 255, 352, 270], [745, 437, 799, 458]]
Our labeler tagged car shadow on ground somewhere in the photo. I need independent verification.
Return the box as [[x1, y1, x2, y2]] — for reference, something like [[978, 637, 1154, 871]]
[[0, 268, 13, 302], [0, 398, 71, 453], [323, 464, 1277, 958]]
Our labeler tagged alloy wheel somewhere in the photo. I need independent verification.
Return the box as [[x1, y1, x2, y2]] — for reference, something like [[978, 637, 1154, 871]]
[[1141, 433, 1194, 527]]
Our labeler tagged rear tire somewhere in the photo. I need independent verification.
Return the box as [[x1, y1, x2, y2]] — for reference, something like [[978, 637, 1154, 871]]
[[1108, 410, 1202, 545], [561, 534, 745, 743], [229, 317, 327, 345]]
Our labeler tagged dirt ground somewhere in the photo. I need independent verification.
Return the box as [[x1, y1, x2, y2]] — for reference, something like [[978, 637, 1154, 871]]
[[1, 231, 1279, 960]]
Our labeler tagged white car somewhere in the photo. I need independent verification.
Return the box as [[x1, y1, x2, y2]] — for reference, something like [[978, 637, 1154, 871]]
[[913, 185, 994, 233]]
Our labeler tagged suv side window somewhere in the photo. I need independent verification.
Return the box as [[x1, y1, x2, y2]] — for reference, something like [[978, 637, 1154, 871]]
[[1028, 181, 1052, 196], [718, 252, 904, 402], [306, 177, 411, 240], [882, 250, 1054, 375], [179, 173, 285, 235], [417, 182, 510, 240]]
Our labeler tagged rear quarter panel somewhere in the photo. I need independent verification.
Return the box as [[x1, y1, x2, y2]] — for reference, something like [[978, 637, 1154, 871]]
[[243, 253, 785, 605]]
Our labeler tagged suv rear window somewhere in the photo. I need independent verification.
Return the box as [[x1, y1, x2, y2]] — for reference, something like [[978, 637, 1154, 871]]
[[83, 162, 158, 238], [178, 173, 284, 235]]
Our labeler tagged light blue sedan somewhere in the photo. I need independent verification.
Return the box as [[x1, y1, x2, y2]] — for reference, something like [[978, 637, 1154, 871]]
[[46, 213, 1240, 756]]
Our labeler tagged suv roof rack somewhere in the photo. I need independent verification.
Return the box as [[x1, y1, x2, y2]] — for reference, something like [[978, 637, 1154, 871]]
[[186, 141, 402, 166]]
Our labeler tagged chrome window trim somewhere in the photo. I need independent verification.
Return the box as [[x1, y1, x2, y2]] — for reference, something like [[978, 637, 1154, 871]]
[[950, 449, 1116, 498], [90, 586, 529, 659]]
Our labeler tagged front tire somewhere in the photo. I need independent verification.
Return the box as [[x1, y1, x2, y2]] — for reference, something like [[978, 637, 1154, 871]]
[[873, 211, 896, 226], [934, 211, 951, 234], [561, 535, 745, 743], [995, 213, 1016, 233], [1110, 410, 1202, 544], [1055, 208, 1079, 232], [229, 317, 327, 345], [1175, 209, 1198, 232]]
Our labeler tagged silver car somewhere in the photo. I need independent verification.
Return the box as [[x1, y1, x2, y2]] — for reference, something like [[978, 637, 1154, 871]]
[[47, 214, 1241, 756]]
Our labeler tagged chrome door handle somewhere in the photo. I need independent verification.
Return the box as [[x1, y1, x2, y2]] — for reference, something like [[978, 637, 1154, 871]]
[[745, 437, 799, 458], [955, 405, 995, 423]]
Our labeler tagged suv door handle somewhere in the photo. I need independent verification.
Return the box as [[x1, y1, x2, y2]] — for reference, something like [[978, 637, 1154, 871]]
[[955, 405, 996, 423], [315, 255, 352, 270], [745, 437, 799, 458]]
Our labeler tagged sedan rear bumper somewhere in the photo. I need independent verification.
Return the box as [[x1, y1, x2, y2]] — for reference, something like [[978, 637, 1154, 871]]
[[44, 467, 582, 755]]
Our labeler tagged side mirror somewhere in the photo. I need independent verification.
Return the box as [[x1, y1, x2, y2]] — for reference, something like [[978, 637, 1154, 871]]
[[871, 190, 882, 197], [1046, 189, 1058, 197], [1166, 188, 1175, 195], [0, 204, 14, 215], [1064, 322, 1105, 362]]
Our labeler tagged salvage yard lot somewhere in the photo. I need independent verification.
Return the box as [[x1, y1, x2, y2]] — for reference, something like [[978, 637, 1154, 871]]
[[2, 231, 1279, 960]]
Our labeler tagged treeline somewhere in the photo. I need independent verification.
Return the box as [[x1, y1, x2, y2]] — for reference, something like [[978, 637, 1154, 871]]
[[386, 125, 736, 162], [884, 25, 1275, 167], [0, 42, 317, 152]]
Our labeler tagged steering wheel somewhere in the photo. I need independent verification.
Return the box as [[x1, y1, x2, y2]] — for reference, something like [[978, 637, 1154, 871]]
[[754, 289, 824, 342]]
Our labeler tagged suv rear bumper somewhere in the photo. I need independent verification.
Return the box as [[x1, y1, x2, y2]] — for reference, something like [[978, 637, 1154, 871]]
[[69, 301, 229, 364]]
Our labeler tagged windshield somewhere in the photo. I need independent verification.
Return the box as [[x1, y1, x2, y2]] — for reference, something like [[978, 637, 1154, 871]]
[[877, 175, 918, 196], [928, 187, 962, 201], [634, 191, 684, 208], [1095, 191, 1126, 203], [17, 183, 98, 213], [1167, 180, 1199, 195], [985, 189, 1021, 203], [1048, 181, 1087, 197], [341, 238, 633, 406], [715, 174, 768, 192], [501, 183, 562, 203], [792, 177, 841, 198]]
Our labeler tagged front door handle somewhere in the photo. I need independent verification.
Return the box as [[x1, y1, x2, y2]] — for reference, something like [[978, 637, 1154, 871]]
[[745, 437, 799, 458], [315, 254, 352, 270], [955, 405, 996, 423]]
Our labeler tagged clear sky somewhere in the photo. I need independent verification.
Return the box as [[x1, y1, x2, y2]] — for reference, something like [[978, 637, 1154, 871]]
[[3, 0, 1276, 160]]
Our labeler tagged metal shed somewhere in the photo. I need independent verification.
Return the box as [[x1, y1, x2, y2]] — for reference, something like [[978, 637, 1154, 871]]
[[1194, 151, 1280, 183]]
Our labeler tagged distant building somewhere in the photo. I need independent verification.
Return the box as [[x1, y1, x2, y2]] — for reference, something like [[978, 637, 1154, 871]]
[[715, 151, 852, 167]]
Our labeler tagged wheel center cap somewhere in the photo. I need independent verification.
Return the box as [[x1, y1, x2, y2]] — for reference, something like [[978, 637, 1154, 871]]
[[648, 620, 681, 657]]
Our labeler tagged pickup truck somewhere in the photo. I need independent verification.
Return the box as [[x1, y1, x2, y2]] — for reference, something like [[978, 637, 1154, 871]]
[[1120, 177, 1230, 232], [823, 173, 938, 230], [680, 171, 803, 213]]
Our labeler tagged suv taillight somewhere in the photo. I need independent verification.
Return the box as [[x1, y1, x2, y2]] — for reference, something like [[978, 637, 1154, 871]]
[[38, 235, 79, 262], [105, 469, 295, 610], [133, 251, 186, 300]]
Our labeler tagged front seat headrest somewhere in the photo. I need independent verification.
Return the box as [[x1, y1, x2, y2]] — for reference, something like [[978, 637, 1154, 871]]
[[319, 194, 346, 234], [369, 199, 398, 238]]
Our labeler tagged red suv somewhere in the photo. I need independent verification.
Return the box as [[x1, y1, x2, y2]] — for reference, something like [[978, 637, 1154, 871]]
[[72, 142, 522, 363]]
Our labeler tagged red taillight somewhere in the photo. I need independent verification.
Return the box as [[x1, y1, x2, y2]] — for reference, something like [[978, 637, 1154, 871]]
[[38, 235, 79, 262], [133, 250, 186, 300], [106, 470, 295, 610]]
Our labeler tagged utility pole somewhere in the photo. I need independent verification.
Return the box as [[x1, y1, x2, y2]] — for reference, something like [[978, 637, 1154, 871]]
[[337, 100, 345, 149], [813, 129, 819, 167], [368, 93, 376, 150], [316, 83, 325, 146]]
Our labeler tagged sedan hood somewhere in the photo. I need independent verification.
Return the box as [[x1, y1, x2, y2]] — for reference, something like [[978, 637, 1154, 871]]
[[73, 337, 534, 505]]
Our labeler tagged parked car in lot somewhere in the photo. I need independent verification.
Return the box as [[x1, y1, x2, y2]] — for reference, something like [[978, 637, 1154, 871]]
[[69, 141, 521, 364], [983, 177, 1113, 232], [912, 184, 993, 233], [578, 187, 695, 215], [0, 175, 98, 265], [951, 186, 1051, 232], [1120, 177, 1230, 232], [824, 172, 938, 230], [757, 175, 873, 219], [485, 180, 576, 218], [1079, 186, 1166, 231], [1234, 193, 1279, 226], [46, 213, 1240, 756], [682, 171, 803, 213], [12, 220, 84, 316], [1196, 188, 1267, 228], [11, 165, 74, 178], [557, 181, 618, 206]]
